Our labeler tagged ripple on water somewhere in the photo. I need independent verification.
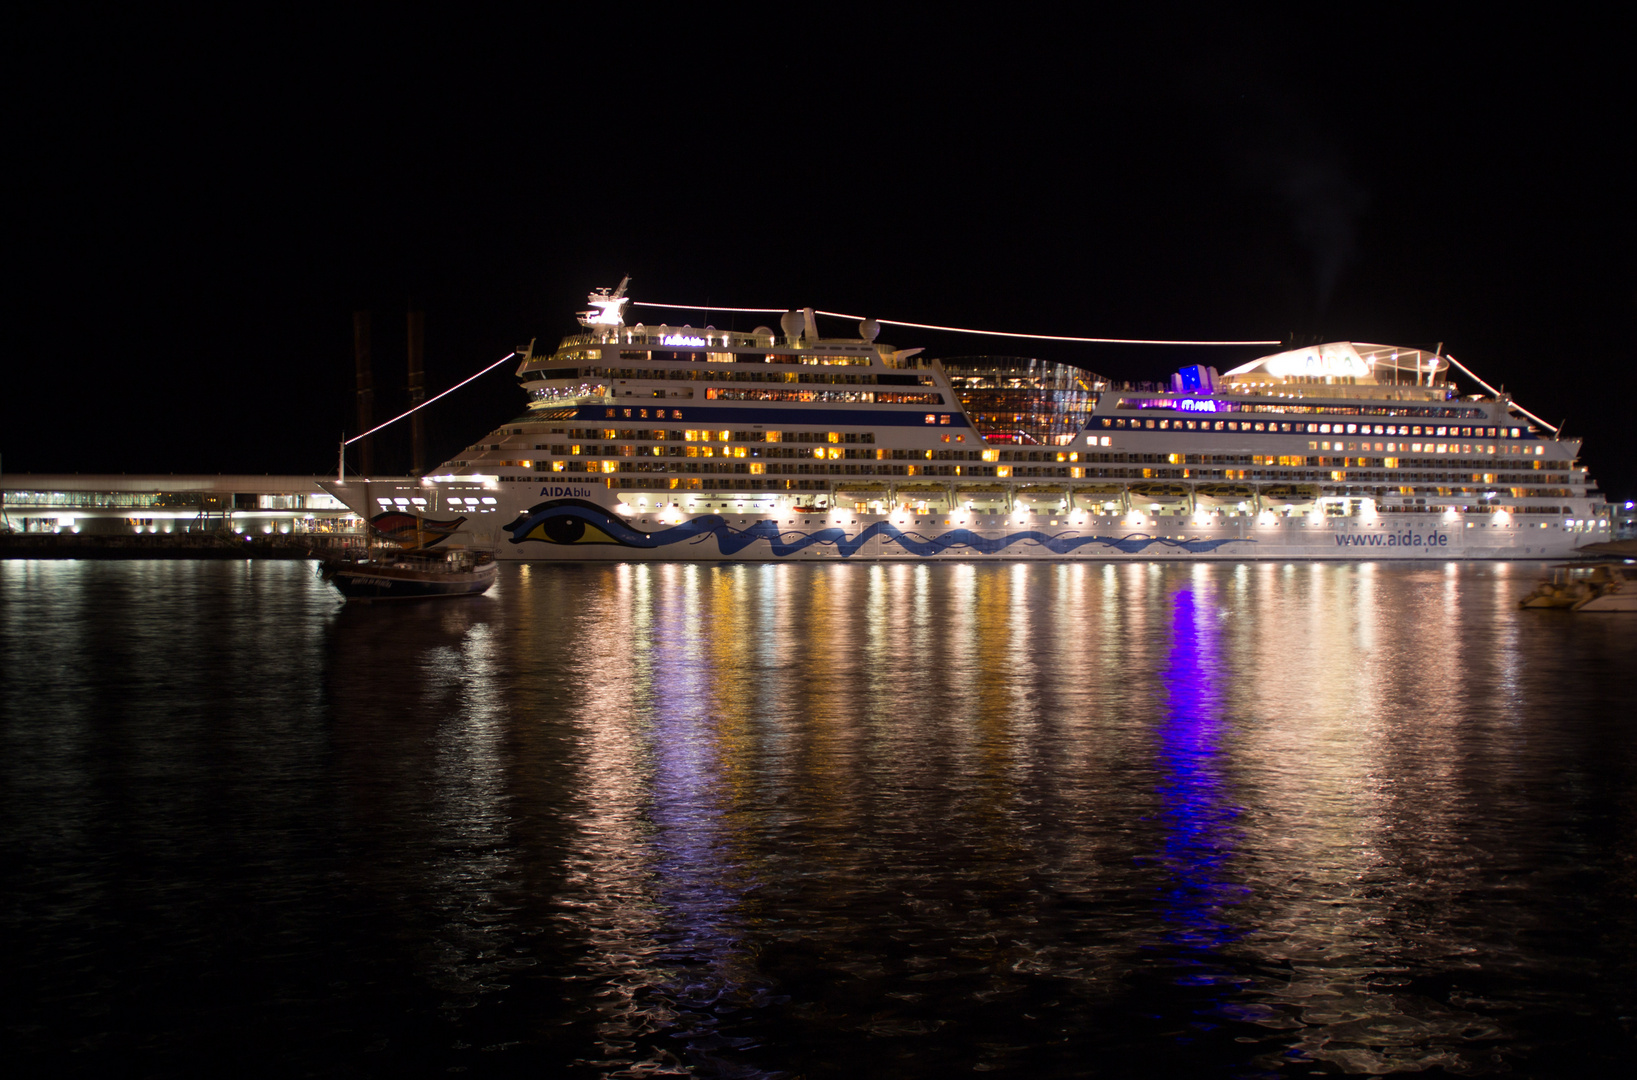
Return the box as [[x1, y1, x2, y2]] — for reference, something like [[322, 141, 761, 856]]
[[2, 559, 1635, 1076]]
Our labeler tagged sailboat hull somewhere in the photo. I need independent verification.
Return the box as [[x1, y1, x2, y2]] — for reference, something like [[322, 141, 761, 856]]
[[321, 557, 497, 600]]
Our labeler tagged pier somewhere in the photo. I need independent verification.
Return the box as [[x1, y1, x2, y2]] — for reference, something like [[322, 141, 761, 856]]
[[0, 474, 401, 558]]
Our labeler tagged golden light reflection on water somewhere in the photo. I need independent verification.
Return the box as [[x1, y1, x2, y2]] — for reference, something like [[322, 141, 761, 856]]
[[313, 559, 1629, 1074], [12, 559, 1635, 1077]]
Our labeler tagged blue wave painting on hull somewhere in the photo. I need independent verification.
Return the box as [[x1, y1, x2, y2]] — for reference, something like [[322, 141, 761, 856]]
[[505, 499, 1254, 557]]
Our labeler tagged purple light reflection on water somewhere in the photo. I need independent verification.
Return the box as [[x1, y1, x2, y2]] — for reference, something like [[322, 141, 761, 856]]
[[646, 592, 740, 954], [635, 571, 775, 1068], [6, 561, 1636, 1077], [1153, 585, 1247, 961]]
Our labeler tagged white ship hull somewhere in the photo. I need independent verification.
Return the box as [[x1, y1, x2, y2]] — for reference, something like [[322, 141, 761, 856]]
[[322, 481, 1588, 561]]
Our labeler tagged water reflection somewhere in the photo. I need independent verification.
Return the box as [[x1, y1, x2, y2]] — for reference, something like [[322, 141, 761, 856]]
[[551, 564, 780, 1076], [5, 560, 1635, 1077], [1155, 580, 1243, 965], [1221, 563, 1517, 1074]]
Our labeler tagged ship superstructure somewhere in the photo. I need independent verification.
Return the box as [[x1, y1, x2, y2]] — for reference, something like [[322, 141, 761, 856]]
[[322, 287, 1609, 560]]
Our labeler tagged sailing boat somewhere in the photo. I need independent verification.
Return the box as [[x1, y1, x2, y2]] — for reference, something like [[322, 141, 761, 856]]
[[320, 491, 497, 601]]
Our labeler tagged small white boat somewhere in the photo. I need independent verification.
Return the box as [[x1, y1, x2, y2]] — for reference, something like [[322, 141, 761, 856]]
[[1519, 562, 1637, 612]]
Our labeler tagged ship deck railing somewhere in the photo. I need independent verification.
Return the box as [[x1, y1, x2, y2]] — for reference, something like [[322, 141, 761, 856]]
[[559, 329, 779, 350]]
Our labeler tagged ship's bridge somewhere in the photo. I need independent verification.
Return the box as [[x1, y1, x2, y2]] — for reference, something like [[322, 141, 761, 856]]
[[1221, 342, 1449, 388]]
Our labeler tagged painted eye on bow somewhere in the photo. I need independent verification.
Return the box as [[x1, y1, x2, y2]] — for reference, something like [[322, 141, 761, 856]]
[[529, 512, 624, 546]]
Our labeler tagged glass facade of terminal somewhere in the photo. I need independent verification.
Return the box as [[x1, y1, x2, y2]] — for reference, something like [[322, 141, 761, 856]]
[[1, 478, 360, 535]]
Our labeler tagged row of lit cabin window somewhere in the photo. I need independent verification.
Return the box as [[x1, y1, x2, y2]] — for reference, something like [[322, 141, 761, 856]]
[[487, 445, 1136, 465], [1107, 417, 1525, 438], [537, 365, 906, 383]]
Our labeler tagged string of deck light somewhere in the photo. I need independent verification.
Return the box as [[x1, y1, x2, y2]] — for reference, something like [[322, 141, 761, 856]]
[[629, 301, 1281, 347], [1443, 353, 1559, 434], [333, 312, 1562, 475], [343, 351, 518, 446], [633, 302, 1562, 433]]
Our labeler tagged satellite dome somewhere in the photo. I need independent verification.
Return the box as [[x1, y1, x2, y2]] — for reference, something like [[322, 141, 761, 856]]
[[858, 318, 880, 342], [779, 310, 804, 344]]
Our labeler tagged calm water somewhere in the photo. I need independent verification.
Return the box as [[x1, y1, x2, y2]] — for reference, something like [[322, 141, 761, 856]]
[[2, 559, 1634, 1077]]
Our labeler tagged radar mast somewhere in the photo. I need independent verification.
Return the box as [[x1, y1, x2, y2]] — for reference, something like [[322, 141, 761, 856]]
[[579, 276, 631, 327]]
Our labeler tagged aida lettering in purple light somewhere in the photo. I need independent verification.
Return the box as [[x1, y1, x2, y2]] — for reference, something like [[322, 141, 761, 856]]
[[1139, 398, 1221, 413]]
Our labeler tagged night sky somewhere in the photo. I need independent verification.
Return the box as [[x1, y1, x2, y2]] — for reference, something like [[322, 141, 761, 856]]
[[12, 12, 1633, 499]]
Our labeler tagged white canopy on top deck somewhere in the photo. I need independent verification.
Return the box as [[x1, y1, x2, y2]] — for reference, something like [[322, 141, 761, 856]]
[[1223, 342, 1448, 384]]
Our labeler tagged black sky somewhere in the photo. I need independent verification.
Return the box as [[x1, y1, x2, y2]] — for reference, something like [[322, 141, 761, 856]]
[[10, 10, 1633, 498]]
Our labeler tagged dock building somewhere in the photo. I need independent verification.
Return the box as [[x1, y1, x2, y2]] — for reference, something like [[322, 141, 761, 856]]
[[0, 475, 378, 537]]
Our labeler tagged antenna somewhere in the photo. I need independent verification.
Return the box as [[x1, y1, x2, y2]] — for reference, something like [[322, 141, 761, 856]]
[[580, 280, 633, 327]]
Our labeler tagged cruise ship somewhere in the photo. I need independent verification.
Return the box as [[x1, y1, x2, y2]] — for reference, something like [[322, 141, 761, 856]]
[[322, 284, 1610, 561]]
